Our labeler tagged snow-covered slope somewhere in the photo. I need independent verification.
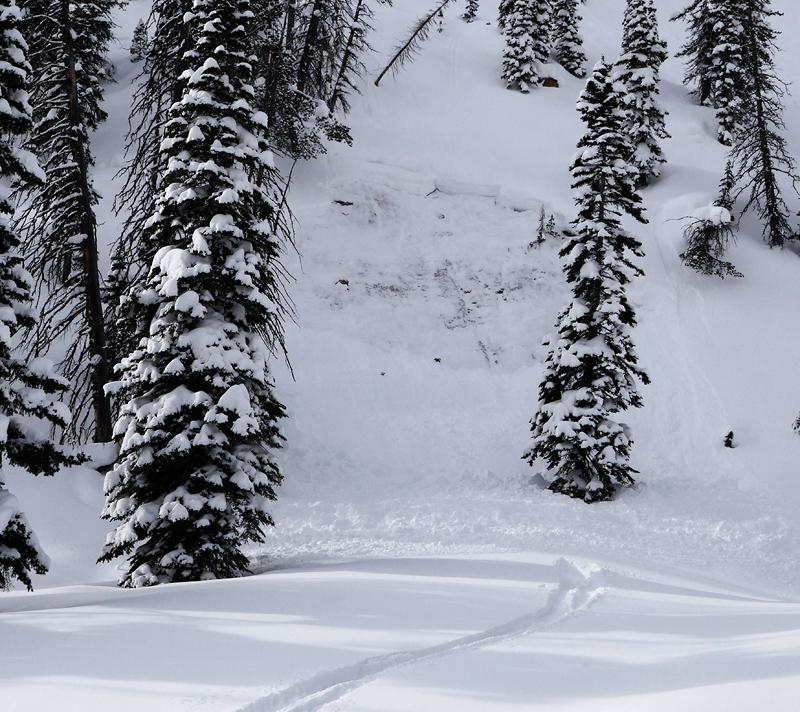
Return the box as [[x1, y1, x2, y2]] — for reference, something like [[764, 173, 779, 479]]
[[266, 0, 800, 595], [3, 0, 800, 709]]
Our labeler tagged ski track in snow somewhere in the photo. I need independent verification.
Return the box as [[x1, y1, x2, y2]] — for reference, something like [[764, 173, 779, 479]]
[[235, 558, 606, 712]]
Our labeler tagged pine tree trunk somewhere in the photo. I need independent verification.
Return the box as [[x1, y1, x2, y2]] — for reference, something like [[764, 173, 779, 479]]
[[747, 8, 782, 248], [59, 0, 112, 442], [327, 0, 363, 111], [296, 0, 324, 95], [699, 75, 712, 105], [285, 0, 297, 49]]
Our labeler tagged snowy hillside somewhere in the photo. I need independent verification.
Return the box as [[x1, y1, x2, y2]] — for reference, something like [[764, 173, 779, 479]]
[[3, 0, 800, 709]]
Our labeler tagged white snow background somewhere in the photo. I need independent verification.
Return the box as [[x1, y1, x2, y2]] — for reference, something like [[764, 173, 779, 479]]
[[3, 0, 800, 709]]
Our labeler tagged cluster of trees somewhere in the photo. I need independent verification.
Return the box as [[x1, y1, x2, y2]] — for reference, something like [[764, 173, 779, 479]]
[[0, 0, 384, 591], [674, 0, 799, 275], [526, 0, 800, 501], [524, 0, 664, 503], [3, 0, 798, 588], [501, 0, 586, 90]]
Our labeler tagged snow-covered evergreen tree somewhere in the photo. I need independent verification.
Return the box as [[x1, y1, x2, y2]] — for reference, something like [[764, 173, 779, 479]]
[[673, 0, 748, 145], [295, 0, 339, 97], [709, 0, 746, 146], [100, 0, 288, 587], [463, 0, 478, 21], [498, 0, 515, 31], [729, 0, 797, 247], [614, 0, 669, 186], [502, 0, 552, 92], [624, 0, 667, 76], [130, 18, 149, 62], [250, 0, 350, 158], [18, 0, 117, 442], [524, 60, 649, 502], [327, 0, 385, 113], [680, 162, 742, 278], [0, 0, 80, 590], [551, 0, 585, 77], [108, 0, 195, 374], [673, 0, 715, 104]]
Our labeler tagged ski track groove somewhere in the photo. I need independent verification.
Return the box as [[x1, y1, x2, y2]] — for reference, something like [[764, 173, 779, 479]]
[[235, 558, 607, 712]]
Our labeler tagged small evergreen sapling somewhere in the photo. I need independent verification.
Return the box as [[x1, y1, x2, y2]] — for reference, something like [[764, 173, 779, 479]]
[[130, 18, 149, 62], [546, 214, 557, 237], [524, 60, 649, 502], [531, 207, 559, 248], [534, 205, 547, 245], [0, 0, 81, 590], [463, 0, 478, 21]]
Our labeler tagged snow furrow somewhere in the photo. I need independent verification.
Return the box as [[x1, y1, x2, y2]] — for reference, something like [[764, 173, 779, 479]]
[[236, 558, 607, 712]]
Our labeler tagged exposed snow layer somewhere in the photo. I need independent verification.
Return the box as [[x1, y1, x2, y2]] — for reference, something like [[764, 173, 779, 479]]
[[3, 0, 800, 708]]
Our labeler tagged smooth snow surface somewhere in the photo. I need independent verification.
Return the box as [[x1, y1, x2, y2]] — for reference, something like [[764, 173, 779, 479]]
[[3, 0, 800, 709], [4, 555, 800, 711]]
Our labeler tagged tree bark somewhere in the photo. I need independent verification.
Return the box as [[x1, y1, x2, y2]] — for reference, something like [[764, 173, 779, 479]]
[[59, 0, 113, 442], [296, 0, 324, 95]]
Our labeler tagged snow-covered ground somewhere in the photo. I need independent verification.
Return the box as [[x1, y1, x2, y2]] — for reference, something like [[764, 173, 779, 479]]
[[4, 554, 800, 711], [3, 0, 800, 709]]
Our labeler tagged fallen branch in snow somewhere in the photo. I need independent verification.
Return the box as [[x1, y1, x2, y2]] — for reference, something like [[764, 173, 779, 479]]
[[374, 0, 457, 87]]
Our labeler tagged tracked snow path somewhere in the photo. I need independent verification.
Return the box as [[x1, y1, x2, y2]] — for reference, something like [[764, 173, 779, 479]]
[[237, 559, 606, 712]]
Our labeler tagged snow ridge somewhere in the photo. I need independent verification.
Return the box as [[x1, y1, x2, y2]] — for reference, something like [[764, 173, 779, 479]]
[[237, 558, 607, 712]]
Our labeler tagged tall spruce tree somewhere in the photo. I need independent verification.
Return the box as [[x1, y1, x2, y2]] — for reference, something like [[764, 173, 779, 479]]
[[502, 0, 552, 92], [99, 0, 288, 587], [673, 0, 748, 145], [551, 0, 585, 77], [130, 19, 149, 62], [0, 0, 80, 591], [729, 0, 797, 248], [709, 0, 746, 146], [524, 60, 649, 502], [672, 0, 715, 104], [327, 0, 387, 113], [107, 0, 195, 374], [18, 0, 116, 442], [614, 0, 669, 186]]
